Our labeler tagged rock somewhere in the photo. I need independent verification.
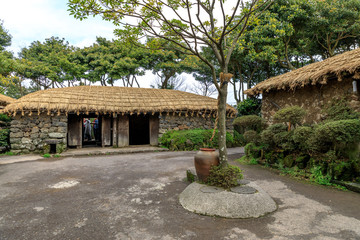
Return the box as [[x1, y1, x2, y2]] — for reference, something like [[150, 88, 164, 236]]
[[10, 132, 23, 138], [21, 138, 32, 144], [48, 132, 66, 138], [179, 182, 277, 218]]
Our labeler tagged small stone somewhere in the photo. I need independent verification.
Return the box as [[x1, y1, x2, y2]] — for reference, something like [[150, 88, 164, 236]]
[[21, 138, 32, 144]]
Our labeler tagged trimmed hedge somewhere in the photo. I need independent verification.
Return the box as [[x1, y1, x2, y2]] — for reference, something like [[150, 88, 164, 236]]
[[159, 129, 236, 151], [232, 115, 265, 134]]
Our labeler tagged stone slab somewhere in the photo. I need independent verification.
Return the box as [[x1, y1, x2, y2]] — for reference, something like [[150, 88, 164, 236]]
[[179, 182, 277, 219]]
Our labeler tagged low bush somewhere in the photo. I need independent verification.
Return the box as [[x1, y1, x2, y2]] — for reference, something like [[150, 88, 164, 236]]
[[309, 119, 360, 154], [292, 126, 313, 151], [233, 131, 246, 146], [206, 164, 243, 189], [232, 115, 265, 134], [0, 129, 9, 148], [260, 124, 288, 149], [159, 129, 236, 151], [243, 130, 259, 144], [273, 106, 306, 130]]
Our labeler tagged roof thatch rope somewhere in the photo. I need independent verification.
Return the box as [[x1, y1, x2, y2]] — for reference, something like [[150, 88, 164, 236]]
[[4, 86, 237, 117], [245, 48, 360, 96]]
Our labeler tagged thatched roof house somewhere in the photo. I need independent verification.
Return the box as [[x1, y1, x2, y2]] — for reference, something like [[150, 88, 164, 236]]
[[6, 86, 236, 154], [245, 48, 360, 123]]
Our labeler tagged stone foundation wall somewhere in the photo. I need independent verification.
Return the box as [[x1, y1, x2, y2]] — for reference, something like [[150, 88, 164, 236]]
[[159, 115, 233, 136], [262, 77, 359, 124], [10, 113, 67, 154]]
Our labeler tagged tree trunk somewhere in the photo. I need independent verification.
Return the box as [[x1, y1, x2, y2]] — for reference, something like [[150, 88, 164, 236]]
[[218, 82, 228, 167]]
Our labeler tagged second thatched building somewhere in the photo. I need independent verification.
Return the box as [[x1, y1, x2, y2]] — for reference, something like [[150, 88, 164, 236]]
[[245, 48, 360, 123]]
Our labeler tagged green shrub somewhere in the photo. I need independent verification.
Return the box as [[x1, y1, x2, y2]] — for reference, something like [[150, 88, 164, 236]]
[[206, 164, 243, 189], [309, 119, 360, 154], [243, 130, 259, 144], [283, 155, 295, 168], [273, 106, 306, 129], [236, 98, 261, 116], [244, 142, 263, 159], [260, 124, 288, 149], [43, 153, 51, 158], [0, 129, 9, 148], [292, 126, 313, 151], [0, 114, 11, 123], [309, 166, 332, 185], [159, 129, 234, 151], [322, 97, 360, 121], [273, 131, 295, 151], [233, 131, 246, 146], [232, 115, 265, 134]]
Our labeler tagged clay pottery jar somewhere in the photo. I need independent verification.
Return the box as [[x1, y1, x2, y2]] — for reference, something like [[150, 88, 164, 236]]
[[194, 148, 219, 182]]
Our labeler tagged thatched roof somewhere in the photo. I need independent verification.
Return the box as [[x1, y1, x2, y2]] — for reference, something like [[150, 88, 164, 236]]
[[0, 94, 15, 107], [245, 48, 360, 96], [4, 86, 236, 117]]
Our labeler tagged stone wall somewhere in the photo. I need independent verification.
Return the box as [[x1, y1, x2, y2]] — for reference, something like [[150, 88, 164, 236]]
[[262, 77, 359, 124], [159, 115, 233, 136], [10, 113, 67, 154]]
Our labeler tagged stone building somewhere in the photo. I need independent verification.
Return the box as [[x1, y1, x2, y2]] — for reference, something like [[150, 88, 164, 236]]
[[245, 48, 360, 123], [4, 86, 236, 154]]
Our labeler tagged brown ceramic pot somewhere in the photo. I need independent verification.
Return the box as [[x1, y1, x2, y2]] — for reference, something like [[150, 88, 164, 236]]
[[194, 148, 219, 182]]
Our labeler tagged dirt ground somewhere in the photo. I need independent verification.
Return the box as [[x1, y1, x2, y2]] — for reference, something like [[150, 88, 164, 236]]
[[0, 149, 359, 240]]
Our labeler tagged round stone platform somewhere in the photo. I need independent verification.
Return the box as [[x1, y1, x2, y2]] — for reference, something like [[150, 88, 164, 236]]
[[179, 181, 277, 218]]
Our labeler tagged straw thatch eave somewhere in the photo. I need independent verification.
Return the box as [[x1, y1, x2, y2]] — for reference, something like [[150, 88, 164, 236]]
[[245, 48, 360, 96], [4, 86, 237, 118], [0, 94, 15, 107]]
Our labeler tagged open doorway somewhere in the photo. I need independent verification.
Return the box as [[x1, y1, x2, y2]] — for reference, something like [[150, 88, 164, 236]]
[[129, 115, 150, 145], [82, 116, 101, 147]]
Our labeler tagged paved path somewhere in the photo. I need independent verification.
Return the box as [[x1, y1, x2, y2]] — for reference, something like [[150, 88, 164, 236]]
[[0, 149, 359, 240]]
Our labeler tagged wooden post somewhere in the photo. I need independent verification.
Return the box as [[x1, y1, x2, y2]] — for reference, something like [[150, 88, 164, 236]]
[[101, 115, 111, 147], [113, 114, 118, 147], [68, 114, 82, 148], [117, 115, 129, 147], [149, 114, 159, 146]]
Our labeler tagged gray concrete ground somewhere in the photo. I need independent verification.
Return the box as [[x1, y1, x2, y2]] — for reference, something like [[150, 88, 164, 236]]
[[0, 148, 359, 240]]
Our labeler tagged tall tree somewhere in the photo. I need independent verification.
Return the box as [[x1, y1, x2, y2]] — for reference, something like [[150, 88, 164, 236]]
[[68, 0, 273, 165], [0, 20, 11, 51], [20, 37, 77, 89]]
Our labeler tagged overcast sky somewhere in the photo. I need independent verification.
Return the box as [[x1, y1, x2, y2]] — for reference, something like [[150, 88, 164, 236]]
[[0, 0, 239, 104]]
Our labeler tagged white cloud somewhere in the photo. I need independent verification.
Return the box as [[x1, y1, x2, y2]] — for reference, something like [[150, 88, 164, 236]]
[[0, 0, 115, 54]]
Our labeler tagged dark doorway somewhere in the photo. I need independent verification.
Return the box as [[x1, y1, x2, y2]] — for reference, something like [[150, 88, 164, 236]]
[[82, 115, 102, 147], [129, 115, 150, 145]]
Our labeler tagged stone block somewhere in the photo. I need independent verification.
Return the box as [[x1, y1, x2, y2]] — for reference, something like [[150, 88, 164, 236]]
[[49, 127, 57, 132], [10, 144, 21, 150], [10, 128, 20, 133], [57, 127, 67, 133], [41, 128, 49, 133], [40, 133, 48, 139], [24, 132, 30, 137], [11, 120, 20, 125], [54, 122, 67, 127], [48, 132, 66, 138], [21, 138, 32, 144], [10, 132, 23, 138], [31, 127, 39, 133], [10, 138, 21, 144], [30, 133, 39, 139]]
